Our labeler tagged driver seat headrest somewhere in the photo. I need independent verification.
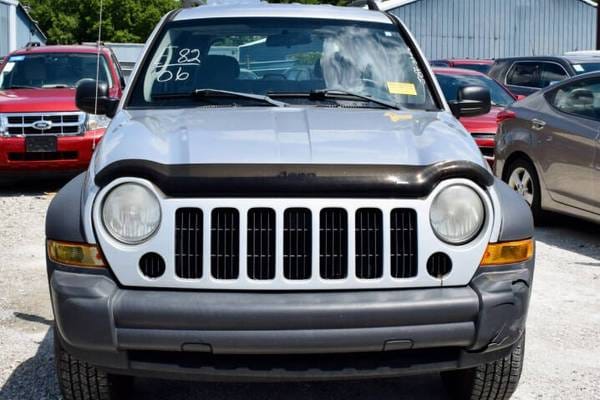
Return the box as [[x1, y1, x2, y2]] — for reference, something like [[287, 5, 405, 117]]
[[199, 55, 240, 82]]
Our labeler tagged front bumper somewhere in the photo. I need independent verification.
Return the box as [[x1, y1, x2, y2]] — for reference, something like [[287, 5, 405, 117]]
[[0, 129, 103, 173], [49, 260, 532, 381]]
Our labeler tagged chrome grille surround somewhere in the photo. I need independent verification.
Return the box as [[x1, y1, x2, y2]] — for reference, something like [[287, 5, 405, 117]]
[[92, 177, 498, 291], [0, 112, 86, 136]]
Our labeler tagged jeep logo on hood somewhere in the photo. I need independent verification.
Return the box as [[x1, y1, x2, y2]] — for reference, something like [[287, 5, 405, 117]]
[[32, 120, 52, 130]]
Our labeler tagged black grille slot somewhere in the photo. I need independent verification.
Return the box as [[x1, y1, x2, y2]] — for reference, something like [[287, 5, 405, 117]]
[[139, 253, 165, 279], [211, 208, 239, 280], [247, 208, 276, 280], [62, 115, 80, 123], [427, 253, 452, 278], [319, 208, 348, 279], [390, 209, 418, 278], [8, 126, 80, 135], [355, 208, 383, 279], [175, 208, 203, 279], [284, 208, 312, 280]]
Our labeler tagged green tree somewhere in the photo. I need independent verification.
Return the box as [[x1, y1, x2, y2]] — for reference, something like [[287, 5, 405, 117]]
[[23, 0, 358, 44], [23, 0, 179, 44]]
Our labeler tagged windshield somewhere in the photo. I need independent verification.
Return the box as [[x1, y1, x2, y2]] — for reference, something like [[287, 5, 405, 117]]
[[436, 73, 515, 108], [0, 53, 112, 89], [572, 63, 600, 74], [128, 18, 438, 110]]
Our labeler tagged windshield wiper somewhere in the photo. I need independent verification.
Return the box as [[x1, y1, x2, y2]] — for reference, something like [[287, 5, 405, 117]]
[[152, 88, 287, 107], [42, 84, 71, 89], [269, 89, 402, 110]]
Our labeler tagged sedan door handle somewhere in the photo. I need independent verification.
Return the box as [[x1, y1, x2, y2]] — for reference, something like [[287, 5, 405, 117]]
[[531, 118, 546, 131]]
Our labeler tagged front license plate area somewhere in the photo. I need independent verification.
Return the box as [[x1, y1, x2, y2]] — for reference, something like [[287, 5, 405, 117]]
[[25, 136, 57, 152]]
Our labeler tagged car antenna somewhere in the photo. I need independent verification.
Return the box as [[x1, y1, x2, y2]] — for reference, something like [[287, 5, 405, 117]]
[[92, 0, 104, 151]]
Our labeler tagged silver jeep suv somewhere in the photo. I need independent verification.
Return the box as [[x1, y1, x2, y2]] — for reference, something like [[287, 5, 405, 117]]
[[46, 3, 535, 400]]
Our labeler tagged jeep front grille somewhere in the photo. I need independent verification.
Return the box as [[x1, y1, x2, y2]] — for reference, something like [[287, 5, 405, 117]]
[[210, 208, 240, 280], [283, 208, 312, 280], [355, 208, 383, 279], [174, 206, 418, 283], [175, 208, 203, 279], [390, 209, 418, 278], [319, 208, 348, 280], [247, 208, 276, 280], [3, 112, 86, 136]]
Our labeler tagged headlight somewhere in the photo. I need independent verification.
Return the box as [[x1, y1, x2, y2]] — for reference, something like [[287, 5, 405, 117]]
[[430, 185, 485, 244], [86, 114, 111, 131], [102, 183, 161, 244]]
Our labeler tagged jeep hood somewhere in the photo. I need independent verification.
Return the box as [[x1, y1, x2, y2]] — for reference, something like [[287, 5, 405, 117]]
[[93, 107, 485, 175], [0, 88, 78, 113]]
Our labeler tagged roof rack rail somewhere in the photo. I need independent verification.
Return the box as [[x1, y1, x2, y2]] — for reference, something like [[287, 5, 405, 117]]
[[366, 0, 380, 10], [181, 0, 204, 8], [348, 0, 380, 10], [25, 42, 42, 49]]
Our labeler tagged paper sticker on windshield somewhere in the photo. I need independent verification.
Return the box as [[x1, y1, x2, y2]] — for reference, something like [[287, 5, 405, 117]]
[[387, 82, 417, 96], [573, 64, 584, 72], [9, 56, 25, 62]]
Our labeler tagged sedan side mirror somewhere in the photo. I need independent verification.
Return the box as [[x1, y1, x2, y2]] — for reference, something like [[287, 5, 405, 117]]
[[448, 85, 491, 118], [76, 79, 119, 118]]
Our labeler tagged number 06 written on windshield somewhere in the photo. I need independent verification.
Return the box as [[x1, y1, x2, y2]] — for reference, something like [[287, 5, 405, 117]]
[[155, 67, 190, 82]]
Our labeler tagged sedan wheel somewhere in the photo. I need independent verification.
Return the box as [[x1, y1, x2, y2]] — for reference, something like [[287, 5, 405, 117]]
[[508, 167, 534, 205], [505, 159, 542, 221]]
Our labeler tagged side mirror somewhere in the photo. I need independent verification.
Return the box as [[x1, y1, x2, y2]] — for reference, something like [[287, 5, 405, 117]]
[[448, 85, 491, 118], [515, 94, 526, 101], [75, 79, 119, 118]]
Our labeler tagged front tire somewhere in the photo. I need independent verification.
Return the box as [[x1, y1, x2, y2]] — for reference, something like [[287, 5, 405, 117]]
[[442, 335, 525, 400], [54, 330, 131, 400]]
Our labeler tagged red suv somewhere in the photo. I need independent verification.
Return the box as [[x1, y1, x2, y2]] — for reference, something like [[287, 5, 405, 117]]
[[0, 45, 124, 179], [433, 67, 518, 165]]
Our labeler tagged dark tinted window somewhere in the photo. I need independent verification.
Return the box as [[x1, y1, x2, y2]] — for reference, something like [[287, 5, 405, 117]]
[[572, 63, 600, 74], [548, 77, 600, 121], [539, 63, 569, 86], [436, 73, 515, 107], [506, 62, 541, 88], [430, 60, 450, 67]]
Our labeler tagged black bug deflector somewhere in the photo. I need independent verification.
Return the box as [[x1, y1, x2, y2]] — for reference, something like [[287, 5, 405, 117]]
[[93, 160, 494, 198]]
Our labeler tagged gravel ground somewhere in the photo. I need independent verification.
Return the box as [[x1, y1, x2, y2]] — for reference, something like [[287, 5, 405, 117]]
[[0, 180, 598, 400]]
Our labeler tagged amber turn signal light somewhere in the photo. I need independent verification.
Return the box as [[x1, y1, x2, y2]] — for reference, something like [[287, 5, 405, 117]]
[[47, 240, 106, 268], [481, 239, 534, 266]]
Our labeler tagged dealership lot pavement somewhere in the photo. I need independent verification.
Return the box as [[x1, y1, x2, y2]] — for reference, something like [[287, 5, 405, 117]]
[[0, 181, 598, 400]]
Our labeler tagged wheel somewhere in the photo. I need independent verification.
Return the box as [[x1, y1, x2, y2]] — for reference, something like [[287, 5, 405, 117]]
[[504, 158, 543, 221], [442, 335, 525, 400], [54, 330, 131, 400]]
